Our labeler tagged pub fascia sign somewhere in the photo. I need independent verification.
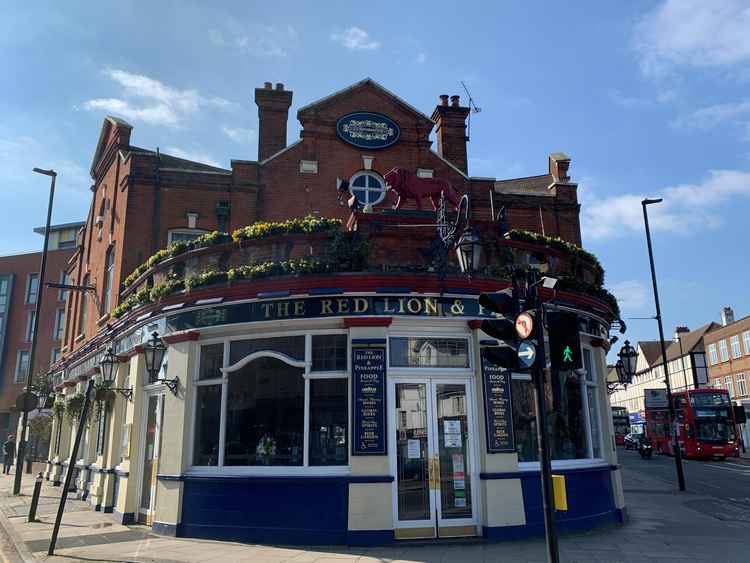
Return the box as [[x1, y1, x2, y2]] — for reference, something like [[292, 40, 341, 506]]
[[336, 112, 400, 149]]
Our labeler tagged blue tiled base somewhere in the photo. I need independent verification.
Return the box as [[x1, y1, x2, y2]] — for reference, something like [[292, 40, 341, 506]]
[[179, 524, 345, 546], [346, 530, 394, 546], [113, 510, 135, 525]]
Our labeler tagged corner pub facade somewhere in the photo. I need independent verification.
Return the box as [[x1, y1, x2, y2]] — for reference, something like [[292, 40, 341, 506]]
[[43, 78, 625, 545]]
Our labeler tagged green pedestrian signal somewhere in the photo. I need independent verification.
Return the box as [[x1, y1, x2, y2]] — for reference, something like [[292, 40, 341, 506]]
[[562, 345, 573, 364], [547, 312, 583, 371]]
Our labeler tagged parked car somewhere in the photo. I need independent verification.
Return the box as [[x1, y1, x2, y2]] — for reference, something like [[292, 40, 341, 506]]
[[624, 433, 643, 450]]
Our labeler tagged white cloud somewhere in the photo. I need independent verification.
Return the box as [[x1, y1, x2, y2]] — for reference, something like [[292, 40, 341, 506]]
[[331, 27, 380, 51], [82, 69, 232, 128], [635, 0, 750, 75], [164, 146, 222, 168], [416, 52, 427, 64], [672, 99, 750, 131], [609, 280, 650, 314], [581, 169, 750, 240], [209, 25, 298, 57], [222, 126, 256, 143]]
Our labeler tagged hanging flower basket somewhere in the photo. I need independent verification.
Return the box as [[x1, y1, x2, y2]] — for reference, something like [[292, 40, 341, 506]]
[[64, 393, 87, 422]]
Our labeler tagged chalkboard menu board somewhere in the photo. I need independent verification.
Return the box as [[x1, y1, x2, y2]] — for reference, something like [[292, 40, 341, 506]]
[[481, 356, 515, 453], [352, 346, 387, 455]]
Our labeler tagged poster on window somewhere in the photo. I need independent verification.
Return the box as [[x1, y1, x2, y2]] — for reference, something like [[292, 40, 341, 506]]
[[352, 345, 387, 455], [481, 354, 516, 453]]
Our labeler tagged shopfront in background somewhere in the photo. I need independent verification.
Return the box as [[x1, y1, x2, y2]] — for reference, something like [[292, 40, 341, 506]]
[[45, 289, 624, 545]]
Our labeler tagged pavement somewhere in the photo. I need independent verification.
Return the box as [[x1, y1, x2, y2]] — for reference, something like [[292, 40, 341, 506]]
[[1, 454, 750, 562]]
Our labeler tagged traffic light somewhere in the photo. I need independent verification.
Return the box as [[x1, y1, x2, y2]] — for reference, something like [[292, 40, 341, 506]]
[[547, 312, 582, 371], [479, 288, 520, 370]]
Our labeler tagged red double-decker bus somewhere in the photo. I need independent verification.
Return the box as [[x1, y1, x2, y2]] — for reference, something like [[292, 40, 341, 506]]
[[611, 406, 630, 446], [645, 388, 739, 460]]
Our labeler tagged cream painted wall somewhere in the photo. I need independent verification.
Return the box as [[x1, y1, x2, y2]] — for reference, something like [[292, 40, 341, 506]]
[[348, 483, 393, 531]]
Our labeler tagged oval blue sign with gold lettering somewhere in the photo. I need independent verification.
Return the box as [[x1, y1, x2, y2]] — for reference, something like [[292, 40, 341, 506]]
[[336, 112, 400, 149]]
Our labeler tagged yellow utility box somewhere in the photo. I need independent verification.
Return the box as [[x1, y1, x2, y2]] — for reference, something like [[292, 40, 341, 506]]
[[552, 474, 568, 511]]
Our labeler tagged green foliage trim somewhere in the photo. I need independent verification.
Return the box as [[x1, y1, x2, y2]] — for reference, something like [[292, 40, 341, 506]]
[[122, 216, 342, 289], [52, 399, 66, 421], [231, 215, 341, 242], [506, 229, 605, 286], [64, 393, 89, 423]]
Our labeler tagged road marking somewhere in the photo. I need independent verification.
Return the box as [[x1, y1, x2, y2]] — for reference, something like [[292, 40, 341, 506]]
[[703, 464, 750, 475]]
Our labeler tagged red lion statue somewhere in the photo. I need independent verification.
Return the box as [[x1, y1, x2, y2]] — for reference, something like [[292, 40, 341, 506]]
[[384, 167, 460, 211]]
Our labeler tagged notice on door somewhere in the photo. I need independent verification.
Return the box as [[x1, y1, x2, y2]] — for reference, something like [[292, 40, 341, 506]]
[[352, 345, 387, 455], [481, 355, 515, 453], [407, 439, 421, 459], [444, 420, 462, 448]]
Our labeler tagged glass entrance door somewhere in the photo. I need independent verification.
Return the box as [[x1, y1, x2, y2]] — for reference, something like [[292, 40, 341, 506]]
[[138, 394, 164, 525], [391, 378, 477, 539]]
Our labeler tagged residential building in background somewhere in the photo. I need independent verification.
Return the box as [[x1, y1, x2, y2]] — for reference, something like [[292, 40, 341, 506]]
[[704, 306, 750, 449], [0, 222, 83, 445], [609, 324, 716, 418]]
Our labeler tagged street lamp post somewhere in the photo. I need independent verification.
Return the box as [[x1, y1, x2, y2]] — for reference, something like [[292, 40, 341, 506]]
[[642, 198, 686, 491], [13, 168, 56, 496]]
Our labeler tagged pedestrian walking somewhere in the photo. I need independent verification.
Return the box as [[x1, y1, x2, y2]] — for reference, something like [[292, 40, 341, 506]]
[[3, 435, 16, 475]]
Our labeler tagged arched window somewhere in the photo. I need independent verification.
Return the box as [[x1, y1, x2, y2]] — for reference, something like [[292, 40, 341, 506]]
[[349, 171, 386, 206], [225, 357, 305, 467]]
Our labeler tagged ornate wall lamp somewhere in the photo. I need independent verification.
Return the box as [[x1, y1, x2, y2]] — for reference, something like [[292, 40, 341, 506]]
[[99, 348, 132, 401], [144, 332, 179, 394]]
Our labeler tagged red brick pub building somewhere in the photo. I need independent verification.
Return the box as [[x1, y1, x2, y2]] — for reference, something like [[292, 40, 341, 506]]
[[44, 79, 624, 544]]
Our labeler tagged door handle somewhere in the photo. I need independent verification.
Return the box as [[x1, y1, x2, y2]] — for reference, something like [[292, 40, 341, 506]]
[[429, 455, 440, 490]]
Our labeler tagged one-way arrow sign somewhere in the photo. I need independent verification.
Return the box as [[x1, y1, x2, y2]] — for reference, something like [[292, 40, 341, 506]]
[[518, 341, 536, 368]]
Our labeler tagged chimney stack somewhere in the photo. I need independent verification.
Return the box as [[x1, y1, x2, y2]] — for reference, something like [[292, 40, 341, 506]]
[[674, 326, 689, 342], [721, 306, 735, 326], [254, 81, 293, 161], [432, 93, 470, 174]]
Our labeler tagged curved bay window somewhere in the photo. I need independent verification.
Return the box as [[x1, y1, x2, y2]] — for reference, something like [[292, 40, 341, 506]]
[[511, 344, 603, 463], [192, 333, 349, 471]]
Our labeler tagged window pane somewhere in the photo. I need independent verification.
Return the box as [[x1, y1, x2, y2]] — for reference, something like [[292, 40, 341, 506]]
[[352, 176, 368, 187], [224, 357, 304, 466], [389, 337, 469, 368], [586, 386, 601, 457], [193, 385, 221, 466], [199, 343, 224, 380], [309, 379, 348, 466], [311, 334, 347, 371], [512, 371, 588, 461], [511, 377, 537, 462], [229, 336, 305, 365]]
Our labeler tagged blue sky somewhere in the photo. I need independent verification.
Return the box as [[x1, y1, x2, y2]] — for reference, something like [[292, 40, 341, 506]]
[[2, 0, 750, 351]]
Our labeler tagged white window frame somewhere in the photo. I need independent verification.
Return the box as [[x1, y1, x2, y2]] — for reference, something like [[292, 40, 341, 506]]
[[743, 331, 750, 356], [725, 375, 734, 397], [708, 343, 718, 365], [25, 310, 35, 342], [719, 340, 729, 362], [730, 335, 741, 359], [349, 170, 386, 206], [515, 341, 605, 470], [15, 350, 29, 383], [737, 373, 747, 397], [188, 330, 351, 476], [387, 331, 472, 374], [50, 347, 61, 365], [102, 245, 115, 313]]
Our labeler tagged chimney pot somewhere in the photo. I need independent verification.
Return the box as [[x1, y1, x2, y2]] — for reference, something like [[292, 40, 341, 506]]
[[439, 94, 449, 106], [450, 95, 460, 107], [264, 81, 273, 90], [275, 82, 284, 91]]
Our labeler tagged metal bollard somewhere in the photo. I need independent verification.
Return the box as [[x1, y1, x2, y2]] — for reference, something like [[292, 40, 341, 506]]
[[26, 457, 33, 474], [28, 472, 43, 522]]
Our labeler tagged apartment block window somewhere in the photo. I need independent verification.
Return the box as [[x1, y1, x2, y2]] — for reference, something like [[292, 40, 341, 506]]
[[737, 373, 747, 397], [26, 273, 39, 304], [725, 376, 734, 397], [15, 350, 29, 383], [102, 246, 115, 313], [708, 344, 718, 365], [58, 271, 71, 301], [25, 310, 36, 342], [719, 340, 729, 362], [58, 228, 77, 249], [743, 331, 750, 356], [730, 335, 741, 359], [50, 348, 61, 365], [54, 308, 65, 341], [79, 274, 89, 335]]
